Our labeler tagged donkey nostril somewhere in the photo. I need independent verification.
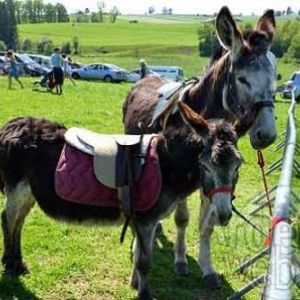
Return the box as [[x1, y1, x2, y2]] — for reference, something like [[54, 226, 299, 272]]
[[256, 130, 262, 140], [219, 212, 232, 225]]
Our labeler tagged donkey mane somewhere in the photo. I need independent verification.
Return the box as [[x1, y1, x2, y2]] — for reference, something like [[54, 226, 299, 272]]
[[208, 120, 241, 164]]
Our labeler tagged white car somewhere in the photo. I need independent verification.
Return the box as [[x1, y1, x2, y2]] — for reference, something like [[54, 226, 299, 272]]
[[127, 68, 143, 82], [127, 66, 185, 83]]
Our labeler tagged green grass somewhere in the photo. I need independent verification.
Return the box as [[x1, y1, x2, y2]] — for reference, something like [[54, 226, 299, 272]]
[[0, 74, 299, 300], [0, 18, 300, 299], [19, 22, 200, 53]]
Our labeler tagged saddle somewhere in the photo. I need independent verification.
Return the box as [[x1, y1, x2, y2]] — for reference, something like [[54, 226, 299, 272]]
[[149, 79, 197, 128], [64, 128, 155, 212]]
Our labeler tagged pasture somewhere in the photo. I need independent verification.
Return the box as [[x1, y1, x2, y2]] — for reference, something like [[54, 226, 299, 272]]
[[0, 15, 300, 299], [0, 76, 299, 300]]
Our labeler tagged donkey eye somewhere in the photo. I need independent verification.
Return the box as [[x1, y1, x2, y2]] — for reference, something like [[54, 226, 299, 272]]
[[237, 77, 250, 88], [203, 165, 210, 172]]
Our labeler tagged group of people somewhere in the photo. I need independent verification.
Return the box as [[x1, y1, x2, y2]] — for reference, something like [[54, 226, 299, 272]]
[[4, 47, 75, 94]]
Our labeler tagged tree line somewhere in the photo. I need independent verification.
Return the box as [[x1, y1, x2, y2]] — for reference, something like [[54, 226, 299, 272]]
[[1, 0, 300, 64], [198, 18, 300, 63], [0, 0, 119, 52], [7, 0, 69, 24]]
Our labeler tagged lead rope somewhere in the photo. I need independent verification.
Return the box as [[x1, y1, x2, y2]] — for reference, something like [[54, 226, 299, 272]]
[[257, 150, 273, 217], [232, 151, 276, 246]]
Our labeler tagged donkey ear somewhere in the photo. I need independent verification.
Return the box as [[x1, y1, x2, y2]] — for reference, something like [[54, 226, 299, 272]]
[[178, 102, 209, 137], [215, 6, 243, 55], [256, 9, 276, 42]]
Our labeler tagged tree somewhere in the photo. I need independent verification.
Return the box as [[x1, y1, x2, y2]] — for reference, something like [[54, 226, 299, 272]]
[[97, 1, 105, 22], [0, 0, 18, 50], [0, 40, 7, 50], [21, 37, 33, 52], [44, 3, 56, 22], [74, 10, 89, 23], [43, 40, 54, 55], [15, 1, 69, 24], [90, 12, 101, 22], [197, 23, 218, 57], [61, 40, 71, 54], [109, 6, 119, 23], [288, 33, 300, 62], [286, 6, 292, 15], [55, 3, 69, 23], [148, 7, 155, 14], [72, 36, 80, 54], [14, 0, 22, 23]]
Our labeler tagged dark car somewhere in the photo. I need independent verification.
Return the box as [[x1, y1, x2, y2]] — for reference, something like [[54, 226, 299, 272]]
[[15, 53, 47, 76], [0, 56, 9, 75]]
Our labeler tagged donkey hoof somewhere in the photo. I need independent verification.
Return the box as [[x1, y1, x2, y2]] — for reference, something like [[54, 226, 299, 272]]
[[130, 277, 138, 290], [138, 288, 152, 300], [3, 260, 29, 277], [174, 262, 188, 275], [203, 273, 222, 289]]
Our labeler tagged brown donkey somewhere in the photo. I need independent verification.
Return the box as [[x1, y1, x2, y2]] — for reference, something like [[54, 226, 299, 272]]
[[123, 6, 277, 288]]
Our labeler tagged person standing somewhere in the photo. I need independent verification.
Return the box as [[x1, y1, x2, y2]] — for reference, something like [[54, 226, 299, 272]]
[[61, 53, 76, 86], [6, 50, 24, 90], [50, 47, 64, 95], [140, 59, 150, 79]]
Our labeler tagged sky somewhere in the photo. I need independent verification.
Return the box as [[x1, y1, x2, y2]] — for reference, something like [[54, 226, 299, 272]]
[[47, 0, 300, 15]]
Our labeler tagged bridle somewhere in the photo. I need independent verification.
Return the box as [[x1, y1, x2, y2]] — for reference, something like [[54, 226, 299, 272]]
[[223, 61, 275, 123], [204, 186, 234, 199]]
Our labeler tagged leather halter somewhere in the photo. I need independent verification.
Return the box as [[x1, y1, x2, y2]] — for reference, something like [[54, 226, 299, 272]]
[[204, 186, 234, 199], [224, 67, 274, 121]]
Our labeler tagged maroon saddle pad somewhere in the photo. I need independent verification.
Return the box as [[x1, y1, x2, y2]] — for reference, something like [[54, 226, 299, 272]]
[[55, 137, 162, 212]]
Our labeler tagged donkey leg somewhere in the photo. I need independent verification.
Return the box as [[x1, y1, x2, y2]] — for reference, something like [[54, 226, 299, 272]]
[[1, 181, 35, 276], [173, 198, 189, 275], [130, 221, 156, 300], [198, 195, 222, 289]]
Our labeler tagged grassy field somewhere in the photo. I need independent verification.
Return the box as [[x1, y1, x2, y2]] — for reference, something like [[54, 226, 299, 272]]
[[0, 16, 300, 300]]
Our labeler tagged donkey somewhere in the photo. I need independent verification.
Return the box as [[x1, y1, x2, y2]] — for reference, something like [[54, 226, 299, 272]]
[[0, 103, 242, 299], [123, 6, 277, 288]]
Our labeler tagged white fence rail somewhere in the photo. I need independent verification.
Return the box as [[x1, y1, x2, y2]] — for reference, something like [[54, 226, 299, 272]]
[[263, 94, 298, 299], [229, 92, 299, 299]]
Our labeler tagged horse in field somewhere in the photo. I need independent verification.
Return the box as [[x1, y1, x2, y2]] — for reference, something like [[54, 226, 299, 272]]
[[123, 6, 277, 288], [0, 102, 242, 299]]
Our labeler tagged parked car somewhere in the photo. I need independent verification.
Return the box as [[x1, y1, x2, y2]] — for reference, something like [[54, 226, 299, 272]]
[[150, 65, 185, 82], [27, 54, 52, 70], [0, 52, 26, 75], [0, 52, 47, 76], [281, 71, 300, 102], [127, 68, 143, 82], [71, 63, 129, 83], [0, 56, 9, 75], [127, 65, 185, 83], [15, 53, 48, 76]]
